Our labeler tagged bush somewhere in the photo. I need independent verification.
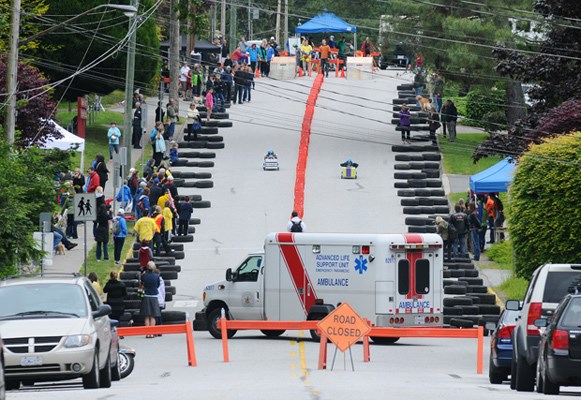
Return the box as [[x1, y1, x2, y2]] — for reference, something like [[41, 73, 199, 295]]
[[465, 86, 506, 126], [486, 241, 513, 270], [482, 110, 508, 133], [509, 132, 581, 278]]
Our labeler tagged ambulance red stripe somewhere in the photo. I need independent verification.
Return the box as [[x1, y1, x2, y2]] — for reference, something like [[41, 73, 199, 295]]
[[403, 234, 423, 300], [276, 232, 318, 315]]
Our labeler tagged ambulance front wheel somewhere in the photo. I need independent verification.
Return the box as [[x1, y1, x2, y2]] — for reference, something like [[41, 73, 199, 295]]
[[307, 314, 326, 341], [261, 330, 286, 337], [370, 337, 400, 344], [208, 308, 237, 339]]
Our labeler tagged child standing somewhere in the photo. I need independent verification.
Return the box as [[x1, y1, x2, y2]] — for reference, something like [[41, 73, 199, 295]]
[[205, 87, 214, 122], [169, 141, 179, 165], [177, 196, 193, 236], [399, 104, 412, 144], [138, 239, 153, 273]]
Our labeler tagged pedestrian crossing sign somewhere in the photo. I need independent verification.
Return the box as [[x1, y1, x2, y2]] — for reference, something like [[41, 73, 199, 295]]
[[73, 193, 97, 222]]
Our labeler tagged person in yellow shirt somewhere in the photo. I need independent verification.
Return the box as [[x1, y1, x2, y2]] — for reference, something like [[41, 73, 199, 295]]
[[162, 200, 174, 242], [157, 191, 171, 210], [301, 40, 313, 74], [133, 214, 157, 243]]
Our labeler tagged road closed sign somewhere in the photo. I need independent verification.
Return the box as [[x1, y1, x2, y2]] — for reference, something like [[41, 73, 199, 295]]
[[317, 303, 370, 352]]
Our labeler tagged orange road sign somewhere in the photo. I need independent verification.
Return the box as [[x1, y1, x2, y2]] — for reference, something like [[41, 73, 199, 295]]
[[317, 303, 371, 352]]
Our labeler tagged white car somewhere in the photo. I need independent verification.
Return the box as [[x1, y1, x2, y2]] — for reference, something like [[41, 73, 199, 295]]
[[0, 274, 118, 390]]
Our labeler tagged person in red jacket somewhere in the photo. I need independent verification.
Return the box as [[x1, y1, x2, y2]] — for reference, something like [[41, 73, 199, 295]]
[[86, 167, 101, 193], [361, 37, 374, 56]]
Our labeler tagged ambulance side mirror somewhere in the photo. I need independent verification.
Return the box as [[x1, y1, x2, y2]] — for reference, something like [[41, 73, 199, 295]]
[[226, 268, 233, 282]]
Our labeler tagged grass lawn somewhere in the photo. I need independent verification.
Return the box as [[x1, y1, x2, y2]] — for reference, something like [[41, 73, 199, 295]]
[[497, 275, 528, 301], [440, 133, 504, 175], [486, 241, 513, 270], [81, 221, 136, 284]]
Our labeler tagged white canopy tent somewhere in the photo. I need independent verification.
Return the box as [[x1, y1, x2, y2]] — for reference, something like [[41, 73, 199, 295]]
[[41, 120, 85, 152]]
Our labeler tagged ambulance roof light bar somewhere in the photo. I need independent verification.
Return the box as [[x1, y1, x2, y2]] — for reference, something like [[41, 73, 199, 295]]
[[390, 243, 442, 250]]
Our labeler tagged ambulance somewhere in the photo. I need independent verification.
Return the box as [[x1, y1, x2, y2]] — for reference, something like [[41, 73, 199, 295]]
[[195, 232, 444, 341]]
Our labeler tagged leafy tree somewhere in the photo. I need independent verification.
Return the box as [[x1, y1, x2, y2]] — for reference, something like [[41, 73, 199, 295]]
[[475, 0, 581, 161], [0, 134, 75, 277], [0, 0, 49, 55], [0, 57, 60, 147], [31, 0, 160, 100], [508, 132, 581, 278]]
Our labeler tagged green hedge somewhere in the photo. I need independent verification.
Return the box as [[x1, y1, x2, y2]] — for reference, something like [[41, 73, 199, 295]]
[[510, 132, 581, 278], [465, 86, 506, 127]]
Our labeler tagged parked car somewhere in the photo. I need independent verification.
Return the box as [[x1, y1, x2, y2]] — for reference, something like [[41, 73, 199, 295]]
[[488, 306, 520, 384], [0, 335, 5, 400], [0, 274, 117, 390], [379, 42, 409, 69], [535, 293, 581, 395], [507, 263, 581, 392]]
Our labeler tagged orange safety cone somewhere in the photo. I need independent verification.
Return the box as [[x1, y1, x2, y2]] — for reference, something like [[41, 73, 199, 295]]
[[340, 68, 346, 78], [255, 67, 260, 79], [298, 67, 304, 77]]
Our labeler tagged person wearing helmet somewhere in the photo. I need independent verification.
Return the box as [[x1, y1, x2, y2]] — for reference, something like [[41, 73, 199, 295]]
[[329, 35, 336, 49], [340, 159, 359, 168], [264, 150, 278, 160]]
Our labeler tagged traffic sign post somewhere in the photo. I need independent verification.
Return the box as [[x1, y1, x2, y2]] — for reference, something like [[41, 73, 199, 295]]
[[73, 193, 96, 276], [317, 303, 371, 371]]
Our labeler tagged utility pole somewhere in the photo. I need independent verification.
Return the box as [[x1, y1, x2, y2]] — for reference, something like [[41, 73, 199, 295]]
[[284, 0, 288, 52], [4, 0, 21, 144], [275, 0, 281, 45], [248, 0, 251, 38], [122, 0, 139, 173], [221, 0, 226, 37], [169, 0, 180, 104], [230, 0, 237, 52], [210, 4, 216, 39]]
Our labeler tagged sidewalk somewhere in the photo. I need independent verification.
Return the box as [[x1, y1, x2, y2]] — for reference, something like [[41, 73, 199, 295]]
[[49, 93, 192, 275]]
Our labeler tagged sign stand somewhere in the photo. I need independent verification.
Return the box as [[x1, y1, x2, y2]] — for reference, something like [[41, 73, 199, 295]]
[[73, 193, 96, 276], [330, 345, 354, 371]]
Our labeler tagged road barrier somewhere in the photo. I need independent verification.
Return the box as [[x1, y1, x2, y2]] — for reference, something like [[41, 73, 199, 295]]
[[118, 322, 197, 366], [217, 318, 484, 373]]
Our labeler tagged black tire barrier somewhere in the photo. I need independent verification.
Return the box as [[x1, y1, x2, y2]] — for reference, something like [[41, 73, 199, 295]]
[[422, 170, 440, 178], [123, 265, 140, 272], [444, 262, 475, 270], [393, 105, 421, 112], [408, 226, 428, 233], [478, 315, 500, 327], [408, 179, 428, 188], [182, 181, 197, 188], [395, 126, 430, 132], [190, 218, 201, 225], [396, 84, 414, 91], [401, 198, 420, 206], [165, 292, 173, 302], [443, 279, 459, 287], [403, 207, 422, 215], [434, 206, 450, 214], [194, 180, 214, 188], [395, 182, 410, 188], [120, 271, 140, 280], [179, 195, 202, 202], [443, 306, 464, 316], [394, 164, 411, 170], [206, 135, 224, 143], [463, 269, 480, 278], [397, 91, 416, 98], [410, 162, 440, 170], [450, 270, 466, 278], [443, 296, 473, 306], [172, 171, 197, 179], [193, 172, 212, 179], [432, 198, 449, 206], [216, 121, 233, 128], [422, 153, 441, 161], [397, 190, 415, 197], [443, 270, 451, 278], [458, 276, 483, 285], [179, 151, 201, 158], [444, 285, 468, 295], [419, 206, 435, 214], [184, 141, 206, 148], [405, 217, 432, 226], [200, 127, 219, 134], [460, 305, 480, 315], [172, 235, 194, 242], [206, 142, 225, 149], [418, 198, 434, 206], [430, 189, 446, 196], [393, 98, 416, 105], [161, 271, 178, 280], [186, 161, 200, 167], [394, 154, 411, 162], [426, 180, 442, 188], [199, 112, 229, 120], [187, 226, 196, 234], [468, 285, 488, 294], [414, 189, 431, 197], [198, 161, 215, 168], [470, 293, 497, 305], [170, 159, 188, 166], [161, 310, 187, 324], [166, 286, 176, 295], [120, 279, 140, 288], [394, 172, 414, 180], [198, 152, 216, 159], [160, 265, 182, 273], [478, 304, 501, 315], [125, 258, 171, 266], [124, 299, 142, 310], [449, 318, 475, 328], [192, 200, 211, 208], [391, 118, 427, 125], [392, 145, 413, 153]]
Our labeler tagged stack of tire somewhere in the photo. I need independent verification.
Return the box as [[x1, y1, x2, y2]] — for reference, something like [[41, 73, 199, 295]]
[[392, 83, 431, 141], [391, 81, 501, 329], [177, 104, 232, 151]]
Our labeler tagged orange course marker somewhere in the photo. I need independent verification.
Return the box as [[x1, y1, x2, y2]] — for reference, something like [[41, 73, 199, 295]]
[[317, 303, 370, 353]]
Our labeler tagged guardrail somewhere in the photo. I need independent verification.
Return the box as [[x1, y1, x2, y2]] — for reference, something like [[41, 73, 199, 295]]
[[217, 318, 484, 373], [118, 322, 197, 366]]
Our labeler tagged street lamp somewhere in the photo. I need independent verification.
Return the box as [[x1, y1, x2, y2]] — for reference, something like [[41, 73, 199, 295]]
[[3, 3, 137, 143]]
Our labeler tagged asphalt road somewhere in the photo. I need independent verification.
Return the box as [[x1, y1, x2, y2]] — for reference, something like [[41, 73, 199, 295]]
[[10, 70, 581, 399]]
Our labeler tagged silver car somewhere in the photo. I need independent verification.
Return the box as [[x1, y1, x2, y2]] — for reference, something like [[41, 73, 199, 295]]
[[0, 274, 118, 390]]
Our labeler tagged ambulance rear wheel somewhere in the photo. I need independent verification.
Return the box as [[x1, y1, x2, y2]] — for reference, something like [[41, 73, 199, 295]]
[[308, 314, 326, 341], [370, 337, 400, 344], [208, 308, 237, 339], [261, 330, 286, 337]]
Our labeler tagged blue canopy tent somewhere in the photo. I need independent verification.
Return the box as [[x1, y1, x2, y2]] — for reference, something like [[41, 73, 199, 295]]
[[295, 12, 357, 48], [469, 158, 516, 194]]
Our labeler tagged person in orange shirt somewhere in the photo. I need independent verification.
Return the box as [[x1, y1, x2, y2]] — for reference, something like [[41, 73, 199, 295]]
[[319, 39, 331, 78], [152, 206, 174, 256], [485, 193, 497, 244]]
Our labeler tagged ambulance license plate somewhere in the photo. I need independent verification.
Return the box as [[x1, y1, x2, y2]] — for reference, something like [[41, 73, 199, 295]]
[[21, 356, 43, 367], [414, 316, 425, 325]]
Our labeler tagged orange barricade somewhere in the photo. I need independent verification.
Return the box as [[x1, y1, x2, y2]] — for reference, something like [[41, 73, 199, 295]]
[[363, 326, 484, 374], [118, 322, 197, 367], [329, 59, 344, 77]]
